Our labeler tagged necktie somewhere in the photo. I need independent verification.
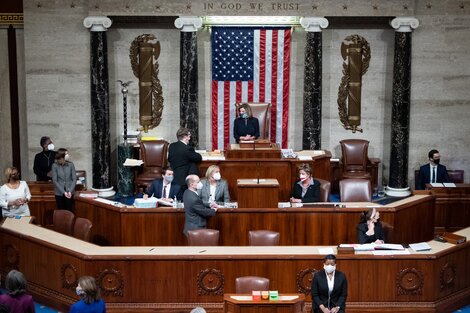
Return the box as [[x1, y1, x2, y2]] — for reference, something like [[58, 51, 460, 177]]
[[432, 167, 437, 183], [163, 185, 167, 198]]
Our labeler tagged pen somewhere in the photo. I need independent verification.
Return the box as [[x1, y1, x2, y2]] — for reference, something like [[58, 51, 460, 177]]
[[149, 248, 155, 251]]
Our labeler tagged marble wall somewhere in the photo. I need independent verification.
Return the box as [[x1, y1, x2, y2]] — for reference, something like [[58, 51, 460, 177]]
[[0, 29, 13, 174], [18, 0, 470, 188]]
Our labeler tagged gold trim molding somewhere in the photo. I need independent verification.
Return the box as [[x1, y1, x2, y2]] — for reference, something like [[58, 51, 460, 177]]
[[0, 14, 23, 25]]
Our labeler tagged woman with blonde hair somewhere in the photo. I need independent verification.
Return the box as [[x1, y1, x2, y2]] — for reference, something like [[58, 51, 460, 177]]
[[198, 165, 230, 207], [290, 163, 321, 203], [71, 276, 106, 313], [0, 167, 31, 218]]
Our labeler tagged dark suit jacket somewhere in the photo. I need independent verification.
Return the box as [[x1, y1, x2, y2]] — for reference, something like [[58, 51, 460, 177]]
[[312, 270, 347, 313], [198, 179, 230, 206], [183, 189, 216, 235], [147, 179, 181, 201], [291, 179, 321, 203], [357, 221, 384, 244], [33, 150, 56, 181], [168, 141, 202, 186], [233, 117, 260, 143], [415, 163, 451, 190]]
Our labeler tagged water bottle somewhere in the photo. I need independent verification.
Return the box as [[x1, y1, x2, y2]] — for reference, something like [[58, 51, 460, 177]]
[[173, 196, 177, 208]]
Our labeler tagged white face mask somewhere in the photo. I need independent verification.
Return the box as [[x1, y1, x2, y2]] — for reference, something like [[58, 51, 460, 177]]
[[213, 172, 221, 181], [47, 143, 55, 151], [324, 264, 336, 274], [65, 154, 70, 161], [299, 173, 308, 181], [76, 286, 84, 296], [196, 181, 203, 190]]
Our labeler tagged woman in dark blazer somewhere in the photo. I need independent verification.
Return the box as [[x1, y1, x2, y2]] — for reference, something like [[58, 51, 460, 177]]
[[198, 165, 230, 206], [233, 103, 260, 143], [312, 254, 348, 313], [290, 163, 321, 203], [357, 207, 384, 244]]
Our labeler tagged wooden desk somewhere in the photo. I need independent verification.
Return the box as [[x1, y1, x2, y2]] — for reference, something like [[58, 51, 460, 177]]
[[73, 195, 435, 246], [199, 151, 331, 201], [418, 184, 470, 232], [1, 218, 469, 313], [237, 179, 279, 208], [224, 294, 305, 313]]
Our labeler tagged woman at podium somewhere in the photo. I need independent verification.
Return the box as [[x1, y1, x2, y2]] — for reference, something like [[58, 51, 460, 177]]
[[198, 165, 230, 206], [233, 103, 260, 143], [290, 163, 321, 203]]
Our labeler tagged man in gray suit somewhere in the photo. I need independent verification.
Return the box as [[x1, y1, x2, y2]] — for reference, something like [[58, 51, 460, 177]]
[[183, 175, 218, 235]]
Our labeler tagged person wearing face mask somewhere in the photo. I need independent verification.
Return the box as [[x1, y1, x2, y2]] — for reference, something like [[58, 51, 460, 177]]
[[415, 149, 451, 190], [183, 174, 218, 236], [168, 128, 203, 187], [33, 136, 56, 181], [70, 276, 106, 313], [0, 167, 31, 218], [51, 148, 76, 211], [233, 103, 260, 143], [198, 165, 230, 207], [356, 207, 384, 244], [144, 167, 182, 203], [312, 254, 348, 313], [290, 163, 321, 203]]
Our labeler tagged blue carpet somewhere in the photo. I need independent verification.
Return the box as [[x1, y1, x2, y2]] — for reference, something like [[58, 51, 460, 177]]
[[35, 302, 60, 313], [455, 304, 470, 313]]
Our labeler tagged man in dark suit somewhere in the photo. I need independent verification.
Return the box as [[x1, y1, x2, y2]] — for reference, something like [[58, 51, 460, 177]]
[[168, 128, 202, 186], [312, 254, 347, 313], [415, 149, 451, 190], [183, 175, 218, 235], [33, 136, 56, 181], [145, 167, 182, 202]]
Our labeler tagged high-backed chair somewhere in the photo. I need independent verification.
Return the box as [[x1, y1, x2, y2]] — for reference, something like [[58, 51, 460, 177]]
[[187, 229, 220, 246], [448, 170, 464, 184], [340, 139, 371, 180], [315, 178, 331, 202], [381, 221, 394, 243], [237, 103, 271, 140], [50, 210, 75, 236], [340, 178, 372, 202], [135, 140, 169, 192], [248, 230, 280, 246], [72, 217, 93, 242], [235, 276, 270, 293]]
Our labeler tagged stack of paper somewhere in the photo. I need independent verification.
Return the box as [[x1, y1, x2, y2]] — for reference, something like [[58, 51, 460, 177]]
[[123, 158, 144, 166], [409, 242, 431, 251]]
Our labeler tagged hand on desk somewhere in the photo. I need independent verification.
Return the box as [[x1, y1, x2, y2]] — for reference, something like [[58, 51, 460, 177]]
[[290, 197, 302, 203], [240, 135, 255, 141], [210, 202, 219, 211]]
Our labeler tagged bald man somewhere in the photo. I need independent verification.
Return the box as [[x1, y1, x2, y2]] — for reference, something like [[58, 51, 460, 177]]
[[183, 175, 217, 235]]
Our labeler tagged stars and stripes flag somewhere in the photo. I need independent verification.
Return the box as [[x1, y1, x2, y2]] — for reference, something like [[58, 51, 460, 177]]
[[211, 27, 292, 150]]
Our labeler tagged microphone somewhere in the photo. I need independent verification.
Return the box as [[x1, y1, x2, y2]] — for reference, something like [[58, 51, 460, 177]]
[[257, 161, 260, 184]]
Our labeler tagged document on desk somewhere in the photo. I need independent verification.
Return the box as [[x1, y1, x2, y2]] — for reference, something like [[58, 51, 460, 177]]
[[430, 183, 444, 187], [409, 242, 431, 252], [297, 155, 312, 161], [230, 296, 253, 301], [443, 183, 456, 187], [318, 247, 335, 255], [373, 249, 411, 255]]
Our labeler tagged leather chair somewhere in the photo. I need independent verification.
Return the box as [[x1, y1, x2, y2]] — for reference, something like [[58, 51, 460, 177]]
[[340, 178, 372, 202], [187, 229, 220, 246], [235, 276, 270, 293], [50, 210, 75, 236], [340, 139, 371, 180], [72, 217, 93, 242], [248, 230, 280, 246], [135, 140, 169, 192], [237, 103, 271, 140], [315, 178, 331, 202], [448, 170, 464, 184], [381, 221, 394, 243]]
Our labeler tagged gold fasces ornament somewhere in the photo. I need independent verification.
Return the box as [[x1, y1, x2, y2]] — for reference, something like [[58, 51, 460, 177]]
[[129, 34, 164, 133], [337, 35, 371, 133]]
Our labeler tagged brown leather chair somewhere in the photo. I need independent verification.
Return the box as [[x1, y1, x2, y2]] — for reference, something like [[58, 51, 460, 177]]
[[315, 178, 331, 202], [448, 170, 464, 183], [50, 210, 75, 236], [340, 178, 372, 202], [187, 229, 220, 246], [235, 276, 270, 293], [72, 217, 93, 242], [135, 140, 169, 192], [340, 139, 371, 180], [237, 103, 271, 140], [248, 230, 280, 246], [381, 221, 394, 243]]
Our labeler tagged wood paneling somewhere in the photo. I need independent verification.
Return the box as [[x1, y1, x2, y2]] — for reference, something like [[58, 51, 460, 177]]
[[73, 195, 435, 246]]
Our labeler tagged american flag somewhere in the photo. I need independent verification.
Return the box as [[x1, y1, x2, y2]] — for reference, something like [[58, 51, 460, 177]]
[[211, 27, 292, 149]]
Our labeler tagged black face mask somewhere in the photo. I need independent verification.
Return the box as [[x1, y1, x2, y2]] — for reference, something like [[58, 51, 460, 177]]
[[433, 158, 440, 165]]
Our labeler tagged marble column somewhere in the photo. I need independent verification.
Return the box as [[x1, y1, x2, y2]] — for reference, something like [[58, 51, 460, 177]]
[[300, 17, 329, 150], [174, 17, 202, 148], [388, 17, 419, 194], [84, 16, 113, 190]]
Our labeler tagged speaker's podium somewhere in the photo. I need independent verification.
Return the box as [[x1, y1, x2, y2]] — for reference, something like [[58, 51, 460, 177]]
[[237, 178, 279, 208], [224, 294, 305, 313], [225, 140, 281, 159]]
